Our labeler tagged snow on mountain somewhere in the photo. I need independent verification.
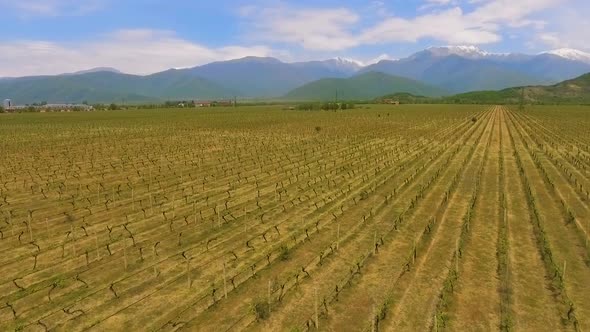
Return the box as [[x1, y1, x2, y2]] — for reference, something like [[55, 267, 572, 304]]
[[542, 48, 590, 64], [307, 57, 363, 73], [366, 54, 398, 65], [329, 57, 364, 69], [426, 45, 493, 58]]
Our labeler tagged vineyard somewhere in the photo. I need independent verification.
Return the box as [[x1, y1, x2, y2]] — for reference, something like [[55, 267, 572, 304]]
[[0, 104, 589, 331]]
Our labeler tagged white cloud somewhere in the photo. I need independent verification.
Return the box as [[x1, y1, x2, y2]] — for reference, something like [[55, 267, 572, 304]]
[[0, 29, 274, 76], [0, 0, 106, 17], [419, 0, 459, 11], [361, 7, 501, 45], [465, 0, 560, 27], [534, 2, 590, 51], [368, 1, 393, 17], [240, 5, 361, 51], [427, 0, 455, 4], [241, 0, 568, 50]]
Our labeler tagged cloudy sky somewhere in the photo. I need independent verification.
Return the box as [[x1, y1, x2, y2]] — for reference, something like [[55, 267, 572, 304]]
[[0, 0, 588, 76]]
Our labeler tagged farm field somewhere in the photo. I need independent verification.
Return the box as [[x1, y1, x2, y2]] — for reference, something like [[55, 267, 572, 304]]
[[0, 104, 589, 331]]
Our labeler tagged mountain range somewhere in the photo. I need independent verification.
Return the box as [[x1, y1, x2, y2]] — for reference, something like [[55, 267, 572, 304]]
[[359, 47, 590, 93], [442, 72, 590, 105], [2, 46, 590, 104], [285, 72, 447, 100]]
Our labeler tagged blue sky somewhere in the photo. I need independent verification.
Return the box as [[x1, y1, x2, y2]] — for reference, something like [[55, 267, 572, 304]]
[[0, 0, 588, 76]]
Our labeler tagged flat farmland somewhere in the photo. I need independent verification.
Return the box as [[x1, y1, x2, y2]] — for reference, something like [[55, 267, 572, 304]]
[[0, 105, 589, 331]]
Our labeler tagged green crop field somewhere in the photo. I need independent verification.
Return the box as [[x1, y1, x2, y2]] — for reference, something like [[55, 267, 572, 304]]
[[0, 105, 589, 331]]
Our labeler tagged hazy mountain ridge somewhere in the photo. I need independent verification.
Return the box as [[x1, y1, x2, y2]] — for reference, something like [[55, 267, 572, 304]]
[[184, 57, 357, 97], [361, 46, 590, 92], [2, 46, 590, 103], [377, 73, 590, 105], [61, 67, 123, 76], [446, 72, 590, 104], [284, 72, 447, 100], [0, 71, 235, 104]]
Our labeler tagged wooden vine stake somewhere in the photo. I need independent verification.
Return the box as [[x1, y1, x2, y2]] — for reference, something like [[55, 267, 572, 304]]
[[314, 286, 319, 329], [373, 230, 377, 255], [413, 238, 417, 264], [217, 205, 221, 228], [371, 303, 377, 332], [95, 235, 100, 260], [336, 222, 340, 251], [71, 225, 76, 257], [9, 214, 13, 236], [27, 214, 33, 242], [268, 280, 272, 314], [131, 188, 135, 212], [149, 193, 153, 215], [153, 247, 158, 278], [149, 167, 152, 192], [563, 260, 567, 280], [455, 239, 460, 272], [123, 239, 128, 271], [186, 259, 191, 289], [172, 195, 176, 219], [223, 262, 228, 299]]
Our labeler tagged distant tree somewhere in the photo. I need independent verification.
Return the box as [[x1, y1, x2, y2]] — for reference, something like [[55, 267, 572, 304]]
[[321, 103, 337, 111], [108, 103, 119, 110], [298, 103, 315, 111], [0, 105, 4, 113]]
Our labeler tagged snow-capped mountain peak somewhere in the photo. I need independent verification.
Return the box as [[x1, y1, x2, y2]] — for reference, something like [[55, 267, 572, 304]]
[[426, 45, 492, 58], [542, 48, 590, 64], [316, 57, 364, 72], [330, 57, 364, 68]]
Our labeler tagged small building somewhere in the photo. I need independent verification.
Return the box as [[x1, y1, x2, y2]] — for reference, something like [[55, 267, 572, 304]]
[[195, 101, 212, 107], [382, 99, 400, 105]]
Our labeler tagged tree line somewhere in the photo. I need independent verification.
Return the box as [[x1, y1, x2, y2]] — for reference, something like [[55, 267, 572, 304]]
[[296, 103, 356, 111]]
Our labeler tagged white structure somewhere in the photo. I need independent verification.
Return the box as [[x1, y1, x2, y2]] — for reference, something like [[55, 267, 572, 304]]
[[3, 99, 11, 109]]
